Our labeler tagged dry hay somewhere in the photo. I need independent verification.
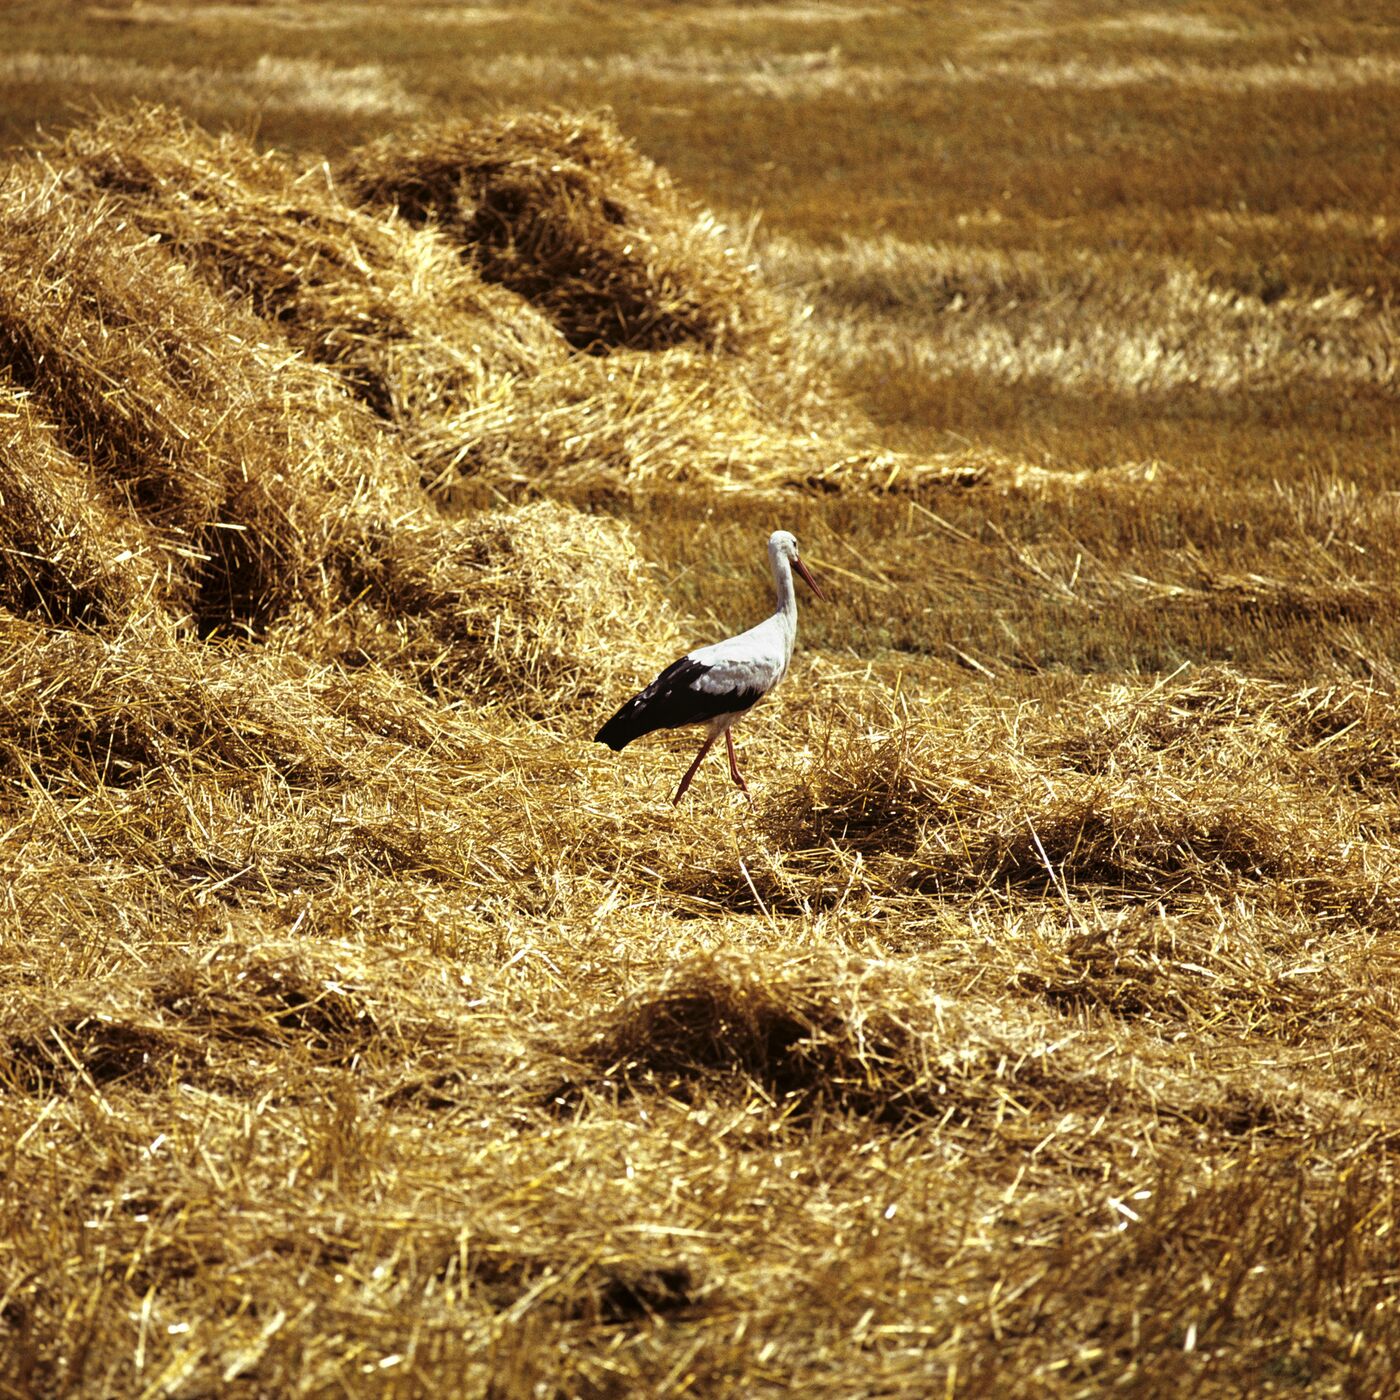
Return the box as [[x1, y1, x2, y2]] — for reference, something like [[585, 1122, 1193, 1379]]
[[0, 608, 517, 928], [0, 941, 390, 1096], [0, 166, 400, 635], [0, 151, 685, 718], [763, 671, 1399, 923], [411, 339, 883, 499], [53, 105, 569, 437], [43, 105, 889, 501], [0, 508, 676, 823], [306, 498, 688, 713], [3, 65, 1398, 1398], [6, 924, 1390, 1397], [339, 109, 780, 355], [1130, 569, 1393, 628], [561, 950, 945, 1125], [767, 233, 1399, 405], [331, 108, 889, 497], [1010, 900, 1394, 1045], [0, 50, 421, 121], [1051, 664, 1400, 794], [0, 382, 165, 630], [0, 612, 429, 796], [558, 948, 1361, 1145]]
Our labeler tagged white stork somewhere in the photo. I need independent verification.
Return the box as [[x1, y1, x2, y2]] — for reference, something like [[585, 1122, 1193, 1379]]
[[595, 530, 825, 803]]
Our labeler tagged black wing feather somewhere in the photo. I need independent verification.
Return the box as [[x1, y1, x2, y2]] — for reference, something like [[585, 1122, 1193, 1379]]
[[595, 656, 762, 751]]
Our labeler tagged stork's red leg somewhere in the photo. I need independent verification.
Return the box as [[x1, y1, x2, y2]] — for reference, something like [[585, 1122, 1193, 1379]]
[[725, 729, 751, 798], [673, 735, 717, 804]]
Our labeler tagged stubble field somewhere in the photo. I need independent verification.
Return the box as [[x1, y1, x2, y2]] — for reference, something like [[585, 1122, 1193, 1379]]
[[2, 2, 1400, 1395]]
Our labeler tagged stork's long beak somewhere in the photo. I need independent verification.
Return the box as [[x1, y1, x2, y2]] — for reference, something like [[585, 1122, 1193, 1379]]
[[793, 555, 826, 601]]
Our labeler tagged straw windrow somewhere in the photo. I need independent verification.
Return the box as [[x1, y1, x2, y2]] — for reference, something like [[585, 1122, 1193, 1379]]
[[339, 109, 778, 355], [56, 106, 570, 435]]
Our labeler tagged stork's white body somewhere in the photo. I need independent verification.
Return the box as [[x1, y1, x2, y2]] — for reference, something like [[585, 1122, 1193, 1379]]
[[685, 573, 799, 735], [594, 531, 823, 802]]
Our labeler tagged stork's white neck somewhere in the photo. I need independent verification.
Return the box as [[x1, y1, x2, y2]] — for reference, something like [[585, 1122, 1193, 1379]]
[[770, 549, 799, 635]]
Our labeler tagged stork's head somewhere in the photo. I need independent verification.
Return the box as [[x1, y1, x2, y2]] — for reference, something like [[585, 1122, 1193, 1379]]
[[769, 530, 825, 600]]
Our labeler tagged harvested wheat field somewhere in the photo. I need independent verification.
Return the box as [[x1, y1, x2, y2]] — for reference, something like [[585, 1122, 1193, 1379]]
[[2, 2, 1400, 1396]]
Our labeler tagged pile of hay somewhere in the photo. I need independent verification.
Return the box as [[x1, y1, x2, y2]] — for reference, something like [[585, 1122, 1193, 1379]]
[[0, 613, 424, 795], [0, 146, 683, 719], [558, 948, 1349, 1139], [0, 168, 404, 635], [0, 382, 162, 630], [49, 104, 883, 502], [293, 499, 687, 713], [562, 950, 940, 1124], [55, 106, 569, 438], [339, 110, 778, 355], [333, 109, 887, 496]]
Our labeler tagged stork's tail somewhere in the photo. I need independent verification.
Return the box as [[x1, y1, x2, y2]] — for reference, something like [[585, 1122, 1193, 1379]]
[[594, 701, 644, 752], [596, 655, 715, 751]]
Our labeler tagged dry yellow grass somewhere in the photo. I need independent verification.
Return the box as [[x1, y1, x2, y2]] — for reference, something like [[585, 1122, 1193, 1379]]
[[2, 3, 1400, 1396]]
